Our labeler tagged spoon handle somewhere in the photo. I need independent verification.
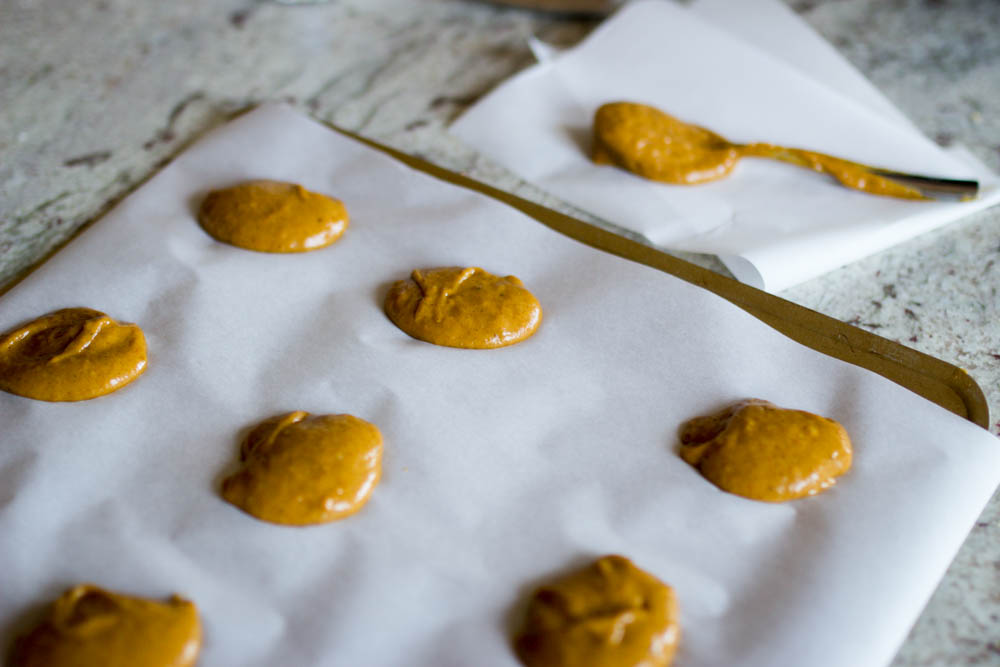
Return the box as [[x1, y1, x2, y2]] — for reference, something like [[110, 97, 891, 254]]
[[741, 143, 979, 202], [865, 169, 979, 202]]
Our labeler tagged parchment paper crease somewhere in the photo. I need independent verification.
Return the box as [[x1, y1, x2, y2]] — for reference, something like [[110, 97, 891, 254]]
[[0, 104, 997, 667]]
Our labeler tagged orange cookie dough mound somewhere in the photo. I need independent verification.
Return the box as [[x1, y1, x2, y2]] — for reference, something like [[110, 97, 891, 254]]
[[515, 555, 680, 667], [198, 179, 349, 252], [10, 584, 201, 667], [0, 308, 147, 402], [222, 411, 383, 526], [593, 102, 740, 185], [384, 267, 542, 349], [679, 399, 853, 502]]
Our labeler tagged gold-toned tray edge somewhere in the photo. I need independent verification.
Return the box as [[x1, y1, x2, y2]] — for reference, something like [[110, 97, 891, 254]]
[[336, 126, 989, 429], [0, 113, 987, 429]]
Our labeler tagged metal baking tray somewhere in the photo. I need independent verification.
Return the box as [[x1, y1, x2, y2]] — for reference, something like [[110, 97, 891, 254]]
[[340, 126, 989, 429], [0, 117, 986, 429]]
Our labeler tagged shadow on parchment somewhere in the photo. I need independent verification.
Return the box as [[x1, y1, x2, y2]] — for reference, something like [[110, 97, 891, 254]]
[[562, 125, 593, 159]]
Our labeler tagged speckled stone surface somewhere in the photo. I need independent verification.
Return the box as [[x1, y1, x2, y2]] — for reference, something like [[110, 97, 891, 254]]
[[1, 0, 998, 663]]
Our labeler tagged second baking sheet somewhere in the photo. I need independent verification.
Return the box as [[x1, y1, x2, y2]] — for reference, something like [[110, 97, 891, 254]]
[[0, 104, 997, 667], [451, 0, 1000, 292]]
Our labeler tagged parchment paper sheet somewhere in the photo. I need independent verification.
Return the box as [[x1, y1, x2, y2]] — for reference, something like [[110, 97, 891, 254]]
[[686, 0, 918, 131], [1, 104, 998, 667], [451, 0, 1000, 292], [527, 0, 917, 132]]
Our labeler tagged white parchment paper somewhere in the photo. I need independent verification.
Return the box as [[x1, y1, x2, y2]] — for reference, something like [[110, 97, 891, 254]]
[[530, 0, 917, 131], [1, 104, 998, 667], [451, 0, 1000, 292], [687, 0, 919, 131]]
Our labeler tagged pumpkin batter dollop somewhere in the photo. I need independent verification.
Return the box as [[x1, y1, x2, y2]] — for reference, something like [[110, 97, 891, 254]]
[[384, 267, 542, 349], [198, 179, 349, 252], [593, 102, 925, 199], [0, 308, 147, 402], [10, 584, 201, 667], [222, 411, 383, 526], [593, 102, 740, 185], [679, 399, 853, 502], [514, 555, 680, 667]]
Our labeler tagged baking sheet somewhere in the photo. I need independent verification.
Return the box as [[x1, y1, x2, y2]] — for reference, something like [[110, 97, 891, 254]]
[[1, 104, 998, 667], [348, 127, 990, 427], [451, 0, 1000, 292]]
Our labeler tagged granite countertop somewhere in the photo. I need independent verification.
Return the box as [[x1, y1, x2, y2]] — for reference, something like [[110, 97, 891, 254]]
[[1, 0, 998, 663]]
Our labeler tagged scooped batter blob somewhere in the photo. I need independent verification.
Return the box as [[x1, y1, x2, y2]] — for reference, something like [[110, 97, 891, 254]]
[[514, 555, 680, 667], [222, 411, 383, 526], [0, 308, 147, 402], [384, 267, 542, 349], [10, 584, 201, 667], [679, 399, 853, 502], [593, 102, 924, 199], [197, 180, 349, 252], [592, 102, 740, 184]]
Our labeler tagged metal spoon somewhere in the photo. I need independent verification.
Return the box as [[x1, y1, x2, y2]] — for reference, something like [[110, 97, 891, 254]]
[[593, 102, 979, 201]]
